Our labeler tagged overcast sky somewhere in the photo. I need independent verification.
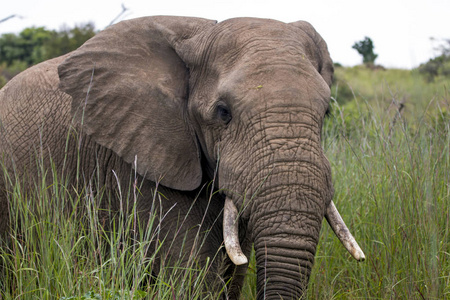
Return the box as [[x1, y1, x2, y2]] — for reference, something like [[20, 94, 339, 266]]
[[1, 0, 449, 69]]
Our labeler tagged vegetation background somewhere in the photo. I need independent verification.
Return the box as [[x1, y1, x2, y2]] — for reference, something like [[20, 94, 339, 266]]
[[0, 24, 449, 299], [0, 24, 96, 88]]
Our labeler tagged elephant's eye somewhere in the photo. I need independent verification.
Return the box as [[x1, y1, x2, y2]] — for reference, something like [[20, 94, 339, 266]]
[[217, 104, 232, 125]]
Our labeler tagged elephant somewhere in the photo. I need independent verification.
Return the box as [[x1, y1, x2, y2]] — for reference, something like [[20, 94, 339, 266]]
[[0, 16, 365, 299]]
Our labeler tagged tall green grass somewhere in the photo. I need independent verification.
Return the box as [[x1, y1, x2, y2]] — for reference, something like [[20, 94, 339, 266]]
[[306, 69, 449, 299], [0, 162, 225, 299]]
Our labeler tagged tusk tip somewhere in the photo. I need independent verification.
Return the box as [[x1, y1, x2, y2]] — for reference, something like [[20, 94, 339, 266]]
[[353, 250, 366, 262], [231, 254, 248, 265]]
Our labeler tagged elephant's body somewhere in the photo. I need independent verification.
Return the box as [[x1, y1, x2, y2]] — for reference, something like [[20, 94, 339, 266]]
[[0, 50, 244, 297], [0, 56, 70, 233], [0, 54, 227, 276], [0, 16, 364, 299]]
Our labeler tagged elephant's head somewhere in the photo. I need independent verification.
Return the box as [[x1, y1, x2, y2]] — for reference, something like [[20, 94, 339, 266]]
[[58, 16, 364, 299]]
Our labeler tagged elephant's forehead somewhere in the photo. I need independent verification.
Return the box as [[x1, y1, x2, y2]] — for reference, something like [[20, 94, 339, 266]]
[[217, 52, 327, 99], [215, 17, 292, 39], [203, 18, 308, 62], [217, 65, 330, 117]]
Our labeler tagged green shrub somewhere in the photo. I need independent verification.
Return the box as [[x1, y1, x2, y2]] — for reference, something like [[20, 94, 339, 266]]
[[419, 55, 450, 82], [418, 39, 450, 82], [0, 61, 28, 83], [331, 65, 355, 105], [0, 75, 6, 88]]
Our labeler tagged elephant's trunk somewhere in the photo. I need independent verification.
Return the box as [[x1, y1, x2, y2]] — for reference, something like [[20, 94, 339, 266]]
[[242, 176, 325, 299], [254, 238, 315, 299], [222, 165, 365, 298], [252, 194, 322, 299]]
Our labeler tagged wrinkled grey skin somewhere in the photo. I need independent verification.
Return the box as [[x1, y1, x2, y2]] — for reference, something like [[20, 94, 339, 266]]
[[0, 16, 336, 299]]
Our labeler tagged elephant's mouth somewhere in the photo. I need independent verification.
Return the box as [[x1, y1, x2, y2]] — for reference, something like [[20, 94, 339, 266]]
[[223, 196, 365, 265]]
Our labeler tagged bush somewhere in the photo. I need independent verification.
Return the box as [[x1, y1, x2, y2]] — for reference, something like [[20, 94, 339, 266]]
[[331, 66, 355, 105], [0, 75, 6, 88], [418, 39, 450, 82], [0, 24, 96, 85], [0, 61, 28, 85]]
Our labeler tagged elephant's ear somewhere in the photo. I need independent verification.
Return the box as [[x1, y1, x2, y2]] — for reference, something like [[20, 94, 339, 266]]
[[58, 16, 216, 191], [289, 21, 334, 87]]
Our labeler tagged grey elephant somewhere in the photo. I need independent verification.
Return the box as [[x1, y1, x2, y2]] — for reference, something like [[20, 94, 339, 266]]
[[0, 16, 364, 299]]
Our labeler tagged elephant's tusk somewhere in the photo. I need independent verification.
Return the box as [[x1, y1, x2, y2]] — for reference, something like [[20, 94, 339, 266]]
[[223, 197, 248, 265], [325, 201, 366, 261]]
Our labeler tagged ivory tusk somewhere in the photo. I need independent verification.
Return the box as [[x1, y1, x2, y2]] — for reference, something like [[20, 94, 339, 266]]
[[325, 201, 366, 261], [223, 197, 248, 265]]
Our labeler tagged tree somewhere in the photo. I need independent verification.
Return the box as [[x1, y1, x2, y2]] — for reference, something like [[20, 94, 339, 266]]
[[0, 23, 96, 87], [418, 38, 450, 81], [352, 37, 378, 65], [0, 27, 55, 67], [0, 23, 96, 67], [41, 23, 96, 60]]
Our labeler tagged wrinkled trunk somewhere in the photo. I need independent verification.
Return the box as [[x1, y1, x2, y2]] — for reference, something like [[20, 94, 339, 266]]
[[250, 181, 325, 299], [254, 237, 316, 299]]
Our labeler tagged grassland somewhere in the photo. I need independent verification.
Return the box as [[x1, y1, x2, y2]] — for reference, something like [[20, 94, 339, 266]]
[[0, 66, 449, 299], [307, 66, 449, 299]]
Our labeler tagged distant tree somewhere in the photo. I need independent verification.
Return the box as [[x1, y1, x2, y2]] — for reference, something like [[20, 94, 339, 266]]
[[0, 27, 53, 67], [0, 23, 96, 67], [352, 37, 378, 65], [0, 23, 96, 86], [41, 23, 96, 60], [418, 38, 450, 82]]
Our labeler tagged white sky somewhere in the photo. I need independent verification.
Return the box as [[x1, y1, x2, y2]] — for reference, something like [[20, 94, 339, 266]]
[[1, 0, 449, 69]]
